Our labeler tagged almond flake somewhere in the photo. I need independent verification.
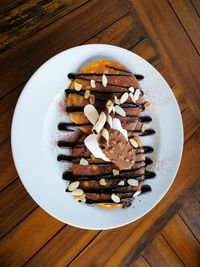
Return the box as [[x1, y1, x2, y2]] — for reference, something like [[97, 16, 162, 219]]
[[72, 189, 84, 196], [84, 90, 90, 99], [80, 158, 88, 165], [113, 169, 119, 175], [111, 193, 120, 203], [84, 104, 99, 125], [75, 82, 82, 91], [114, 96, 120, 105], [120, 92, 129, 104], [99, 178, 106, 186], [115, 105, 126, 117], [90, 79, 96, 88], [91, 154, 96, 161], [134, 136, 142, 147], [129, 92, 134, 102], [118, 180, 125, 186], [133, 88, 140, 102], [133, 190, 141, 198], [102, 74, 107, 87], [128, 87, 135, 93], [68, 181, 80, 192], [89, 94, 95, 105], [129, 138, 138, 148], [141, 124, 145, 132], [75, 193, 86, 202], [106, 99, 114, 113], [144, 101, 151, 109], [127, 179, 138, 186]]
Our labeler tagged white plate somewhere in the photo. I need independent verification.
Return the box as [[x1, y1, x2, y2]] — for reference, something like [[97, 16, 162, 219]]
[[11, 44, 183, 230]]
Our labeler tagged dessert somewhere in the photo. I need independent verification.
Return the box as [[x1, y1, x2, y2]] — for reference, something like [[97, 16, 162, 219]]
[[57, 59, 155, 208]]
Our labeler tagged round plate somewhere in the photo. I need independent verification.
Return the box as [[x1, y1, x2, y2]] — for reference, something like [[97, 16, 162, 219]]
[[11, 44, 183, 230]]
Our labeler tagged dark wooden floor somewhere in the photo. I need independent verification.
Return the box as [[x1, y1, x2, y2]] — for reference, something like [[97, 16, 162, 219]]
[[0, 0, 200, 266]]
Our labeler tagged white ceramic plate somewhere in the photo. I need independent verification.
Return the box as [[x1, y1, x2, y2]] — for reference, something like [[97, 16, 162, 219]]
[[11, 44, 183, 230]]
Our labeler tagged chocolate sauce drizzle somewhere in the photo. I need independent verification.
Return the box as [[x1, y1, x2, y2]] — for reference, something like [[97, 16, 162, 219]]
[[57, 66, 155, 206]]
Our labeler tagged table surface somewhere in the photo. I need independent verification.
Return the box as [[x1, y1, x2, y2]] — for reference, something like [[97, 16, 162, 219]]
[[0, 0, 200, 266]]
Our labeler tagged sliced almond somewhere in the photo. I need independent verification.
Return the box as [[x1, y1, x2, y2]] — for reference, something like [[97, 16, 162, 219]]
[[129, 92, 134, 102], [141, 124, 145, 132], [115, 105, 126, 117], [111, 193, 120, 203], [91, 154, 96, 161], [89, 94, 95, 105], [75, 193, 86, 202], [118, 180, 125, 186], [80, 158, 89, 165], [127, 179, 138, 186], [106, 99, 114, 113], [129, 138, 138, 148], [92, 111, 107, 134], [84, 104, 99, 125], [90, 79, 96, 88], [133, 88, 140, 102], [133, 190, 141, 198], [74, 82, 82, 91], [120, 92, 129, 104], [68, 181, 80, 192], [113, 169, 119, 175], [99, 178, 106, 186], [144, 101, 151, 109], [84, 89, 90, 99], [72, 189, 84, 196], [128, 87, 135, 93], [114, 96, 120, 105], [134, 136, 142, 147], [102, 74, 107, 87]]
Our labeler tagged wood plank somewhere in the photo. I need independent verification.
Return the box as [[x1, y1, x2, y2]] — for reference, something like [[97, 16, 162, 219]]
[[195, 181, 200, 201], [130, 0, 200, 120], [179, 193, 200, 243], [162, 214, 200, 267], [142, 234, 184, 267], [0, 179, 37, 239], [68, 129, 200, 267], [133, 256, 151, 267], [0, 85, 22, 144], [0, 0, 89, 53], [0, 0, 130, 98], [86, 13, 146, 48], [190, 0, 200, 16], [25, 227, 100, 267], [0, 141, 17, 191], [170, 85, 188, 112], [0, 208, 64, 267], [131, 38, 157, 62], [168, 0, 200, 54]]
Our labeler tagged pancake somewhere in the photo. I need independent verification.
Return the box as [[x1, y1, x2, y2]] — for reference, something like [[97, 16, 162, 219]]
[[58, 59, 155, 208]]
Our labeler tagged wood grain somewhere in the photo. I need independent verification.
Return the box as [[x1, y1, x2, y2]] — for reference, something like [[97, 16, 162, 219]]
[[179, 194, 200, 243], [131, 38, 157, 62], [0, 141, 17, 191], [190, 0, 200, 16], [130, 0, 200, 120], [86, 13, 146, 48], [25, 227, 100, 267], [142, 234, 184, 267], [67, 130, 200, 267], [168, 0, 200, 53], [0, 0, 130, 98], [0, 208, 64, 267], [162, 214, 200, 267], [133, 256, 151, 267], [0, 179, 37, 239], [0, 0, 89, 53]]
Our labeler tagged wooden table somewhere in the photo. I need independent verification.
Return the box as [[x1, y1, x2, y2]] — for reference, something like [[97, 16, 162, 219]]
[[0, 1, 200, 266]]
